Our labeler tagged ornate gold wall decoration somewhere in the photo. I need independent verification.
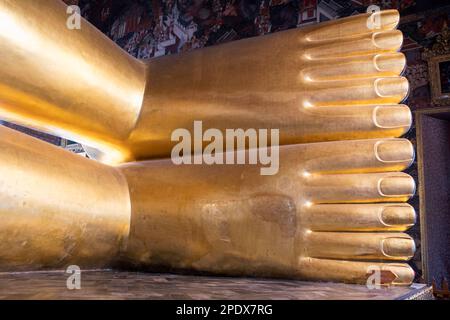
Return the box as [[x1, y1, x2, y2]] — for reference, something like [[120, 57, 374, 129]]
[[423, 24, 450, 106]]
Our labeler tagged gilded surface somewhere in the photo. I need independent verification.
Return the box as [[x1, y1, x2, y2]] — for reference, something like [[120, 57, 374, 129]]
[[0, 0, 416, 285], [0, 1, 409, 163]]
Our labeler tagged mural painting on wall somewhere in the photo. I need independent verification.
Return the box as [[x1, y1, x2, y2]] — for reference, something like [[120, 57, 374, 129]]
[[64, 0, 450, 110]]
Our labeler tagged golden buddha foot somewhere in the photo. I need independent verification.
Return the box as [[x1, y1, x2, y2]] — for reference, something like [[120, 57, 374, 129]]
[[0, 126, 415, 285], [0, 1, 409, 163]]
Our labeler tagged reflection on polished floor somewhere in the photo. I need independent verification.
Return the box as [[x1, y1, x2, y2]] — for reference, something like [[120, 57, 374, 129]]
[[0, 271, 432, 300]]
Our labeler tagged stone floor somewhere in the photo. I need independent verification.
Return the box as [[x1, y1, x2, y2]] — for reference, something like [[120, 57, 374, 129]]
[[0, 270, 432, 300]]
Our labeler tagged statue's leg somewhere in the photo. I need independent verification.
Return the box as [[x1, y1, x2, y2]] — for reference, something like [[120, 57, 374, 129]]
[[0, 125, 415, 285], [0, 1, 409, 162], [0, 126, 130, 271], [119, 137, 416, 285]]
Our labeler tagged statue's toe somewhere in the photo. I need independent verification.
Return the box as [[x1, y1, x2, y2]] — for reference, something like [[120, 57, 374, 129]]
[[298, 257, 415, 286], [305, 232, 415, 261], [304, 203, 416, 232], [305, 9, 400, 42]]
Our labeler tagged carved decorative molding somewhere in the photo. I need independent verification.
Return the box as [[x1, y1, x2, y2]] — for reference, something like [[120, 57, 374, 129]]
[[423, 23, 450, 59]]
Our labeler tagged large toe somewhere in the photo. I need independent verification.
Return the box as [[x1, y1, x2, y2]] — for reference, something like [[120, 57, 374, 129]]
[[305, 30, 403, 60], [298, 138, 414, 174], [302, 172, 415, 203], [304, 76, 409, 107], [303, 52, 406, 81], [298, 258, 415, 285], [305, 10, 400, 42], [303, 203, 416, 232], [305, 232, 415, 261]]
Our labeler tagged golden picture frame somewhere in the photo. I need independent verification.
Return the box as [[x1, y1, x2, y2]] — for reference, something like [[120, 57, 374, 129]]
[[426, 53, 450, 106], [423, 24, 450, 106]]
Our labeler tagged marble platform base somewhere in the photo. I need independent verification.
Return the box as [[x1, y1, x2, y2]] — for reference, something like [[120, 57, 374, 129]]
[[0, 270, 433, 300]]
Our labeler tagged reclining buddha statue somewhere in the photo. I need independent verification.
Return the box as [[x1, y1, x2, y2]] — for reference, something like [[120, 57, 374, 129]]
[[0, 0, 416, 286]]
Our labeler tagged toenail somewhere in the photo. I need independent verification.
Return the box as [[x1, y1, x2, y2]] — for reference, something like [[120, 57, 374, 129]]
[[373, 105, 412, 129], [372, 30, 403, 49], [378, 175, 415, 197], [382, 264, 415, 285], [374, 139, 414, 163], [380, 205, 416, 227], [374, 53, 406, 72], [374, 77, 409, 98], [381, 237, 415, 258], [374, 10, 400, 30]]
